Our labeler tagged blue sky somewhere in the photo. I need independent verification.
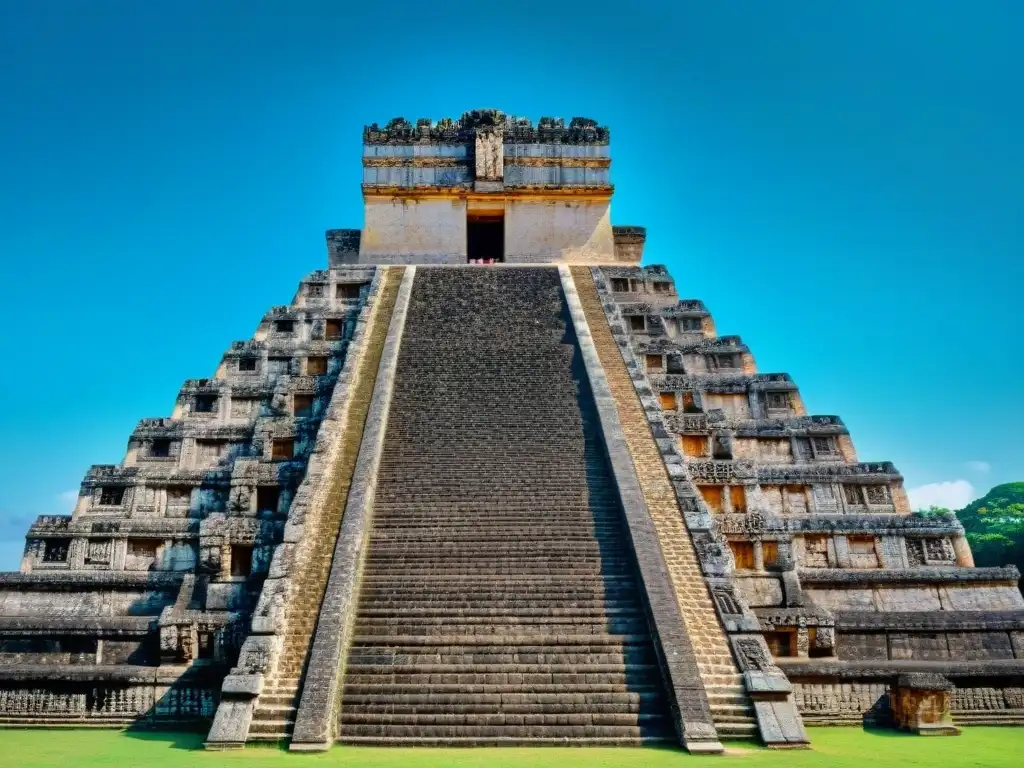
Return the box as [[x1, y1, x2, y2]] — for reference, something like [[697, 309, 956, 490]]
[[1, 2, 1022, 568]]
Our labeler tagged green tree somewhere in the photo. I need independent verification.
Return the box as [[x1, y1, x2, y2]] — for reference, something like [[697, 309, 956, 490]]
[[937, 483, 1024, 578]]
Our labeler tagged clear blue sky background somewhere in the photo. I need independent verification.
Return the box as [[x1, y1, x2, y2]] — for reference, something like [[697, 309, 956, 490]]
[[1, 2, 1022, 568]]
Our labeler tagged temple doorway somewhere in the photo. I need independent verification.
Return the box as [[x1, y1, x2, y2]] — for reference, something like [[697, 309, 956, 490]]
[[467, 212, 504, 264]]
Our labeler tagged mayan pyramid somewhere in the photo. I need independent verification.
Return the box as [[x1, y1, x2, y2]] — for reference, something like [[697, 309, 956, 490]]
[[2, 110, 1021, 751]]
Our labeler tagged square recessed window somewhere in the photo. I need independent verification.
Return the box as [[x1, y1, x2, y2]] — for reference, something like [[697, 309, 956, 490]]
[[628, 315, 646, 331], [766, 391, 790, 412], [238, 357, 257, 372], [679, 316, 703, 332], [43, 538, 71, 563], [150, 439, 171, 458], [306, 283, 325, 298], [682, 391, 700, 413], [268, 357, 291, 376], [843, 485, 863, 505], [698, 485, 724, 512], [272, 439, 295, 460], [611, 278, 630, 292], [306, 356, 328, 375], [293, 395, 314, 418], [197, 631, 216, 660], [256, 486, 280, 515], [325, 320, 343, 340], [645, 354, 663, 372], [765, 631, 797, 657], [762, 540, 779, 567], [194, 394, 217, 413], [99, 487, 125, 506], [336, 283, 362, 300], [275, 319, 294, 334], [652, 281, 671, 294], [865, 485, 892, 505], [731, 485, 747, 513], [681, 436, 708, 458], [848, 536, 876, 555], [729, 541, 755, 570], [230, 545, 253, 577], [812, 437, 838, 457]]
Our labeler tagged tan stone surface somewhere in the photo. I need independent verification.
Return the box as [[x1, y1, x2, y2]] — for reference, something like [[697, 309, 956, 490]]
[[570, 266, 740, 690]]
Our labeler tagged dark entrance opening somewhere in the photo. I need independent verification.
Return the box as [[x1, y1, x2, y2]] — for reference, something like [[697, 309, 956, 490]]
[[467, 213, 504, 264]]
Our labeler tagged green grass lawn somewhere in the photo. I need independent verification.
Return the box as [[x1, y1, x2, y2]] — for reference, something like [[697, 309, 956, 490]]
[[3, 727, 1021, 768]]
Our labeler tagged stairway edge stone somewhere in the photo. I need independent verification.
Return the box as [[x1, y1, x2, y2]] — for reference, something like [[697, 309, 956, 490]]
[[289, 265, 416, 751], [558, 265, 723, 755], [204, 265, 392, 750]]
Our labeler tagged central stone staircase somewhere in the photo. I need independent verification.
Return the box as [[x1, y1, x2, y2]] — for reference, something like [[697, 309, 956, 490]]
[[336, 267, 674, 744]]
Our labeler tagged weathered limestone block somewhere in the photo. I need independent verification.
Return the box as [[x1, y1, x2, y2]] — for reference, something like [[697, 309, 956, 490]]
[[891, 674, 960, 735]]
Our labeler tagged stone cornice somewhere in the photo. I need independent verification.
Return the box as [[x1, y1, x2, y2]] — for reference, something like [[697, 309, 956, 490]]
[[28, 517, 200, 538], [361, 185, 614, 199], [779, 658, 1024, 679], [0, 616, 156, 634], [717, 513, 962, 537], [0, 571, 185, 588], [685, 459, 902, 484], [835, 610, 1024, 631], [362, 156, 611, 169], [362, 156, 465, 168], [363, 111, 610, 145], [641, 335, 745, 355], [798, 566, 1020, 585], [0, 663, 224, 684], [650, 372, 796, 391]]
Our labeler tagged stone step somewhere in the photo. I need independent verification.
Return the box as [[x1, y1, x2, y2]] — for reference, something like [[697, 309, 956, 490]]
[[337, 735, 672, 746], [248, 718, 295, 733], [342, 683, 665, 696], [354, 621, 650, 636], [326, 269, 693, 743], [358, 605, 644, 617], [347, 654, 657, 667], [251, 708, 295, 722], [349, 633, 654, 646], [706, 694, 753, 708], [359, 579, 638, 590], [344, 702, 666, 717], [357, 567, 637, 577], [368, 541, 630, 552], [344, 679, 663, 692], [716, 723, 759, 738], [363, 556, 636, 566], [372, 510, 626, 519], [258, 694, 299, 706], [254, 703, 297, 715], [954, 713, 1024, 724], [339, 711, 668, 727], [343, 690, 663, 705]]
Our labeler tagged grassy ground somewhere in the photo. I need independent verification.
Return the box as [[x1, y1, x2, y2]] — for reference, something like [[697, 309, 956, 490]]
[[3, 727, 1021, 767]]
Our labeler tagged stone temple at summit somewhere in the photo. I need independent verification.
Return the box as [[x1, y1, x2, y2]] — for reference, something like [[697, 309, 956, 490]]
[[1, 109, 1022, 752]]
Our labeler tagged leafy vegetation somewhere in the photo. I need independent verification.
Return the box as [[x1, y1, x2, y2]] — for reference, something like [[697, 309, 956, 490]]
[[918, 482, 1024, 577], [5, 728, 1024, 768]]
